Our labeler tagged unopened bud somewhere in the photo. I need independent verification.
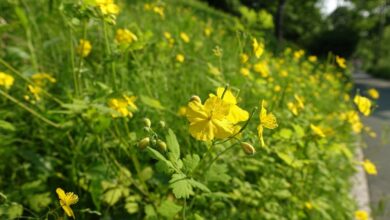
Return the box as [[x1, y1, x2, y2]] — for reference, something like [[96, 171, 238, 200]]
[[159, 120, 166, 128], [190, 95, 201, 103], [157, 140, 167, 151], [241, 142, 256, 155], [138, 137, 150, 150], [143, 118, 152, 128]]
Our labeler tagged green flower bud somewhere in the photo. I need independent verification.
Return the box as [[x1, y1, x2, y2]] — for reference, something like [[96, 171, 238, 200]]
[[190, 95, 201, 103], [159, 120, 166, 128], [143, 118, 152, 128], [157, 140, 167, 151], [138, 137, 150, 150], [241, 142, 256, 155]]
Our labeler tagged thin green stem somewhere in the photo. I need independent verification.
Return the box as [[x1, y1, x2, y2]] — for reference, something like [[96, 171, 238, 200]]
[[0, 58, 63, 104], [69, 28, 80, 97], [102, 21, 117, 90], [0, 89, 61, 128]]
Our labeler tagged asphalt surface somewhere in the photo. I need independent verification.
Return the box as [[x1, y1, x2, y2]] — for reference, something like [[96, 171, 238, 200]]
[[354, 72, 390, 220]]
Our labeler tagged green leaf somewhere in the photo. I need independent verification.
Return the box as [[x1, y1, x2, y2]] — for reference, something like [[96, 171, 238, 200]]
[[147, 147, 174, 169], [169, 174, 194, 199], [292, 124, 305, 138], [27, 192, 51, 212], [279, 128, 293, 139], [166, 129, 180, 162], [0, 120, 15, 131], [145, 204, 158, 220], [102, 188, 123, 206], [3, 203, 23, 219], [140, 95, 165, 110], [183, 154, 200, 173], [273, 189, 291, 199], [205, 163, 231, 183], [276, 151, 303, 168], [157, 200, 182, 219], [189, 179, 211, 193], [125, 202, 139, 214]]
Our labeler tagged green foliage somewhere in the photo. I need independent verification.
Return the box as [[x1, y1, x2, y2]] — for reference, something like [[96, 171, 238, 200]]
[[0, 0, 366, 219]]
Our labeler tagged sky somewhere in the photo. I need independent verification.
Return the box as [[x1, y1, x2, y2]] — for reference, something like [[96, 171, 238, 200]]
[[322, 0, 339, 14]]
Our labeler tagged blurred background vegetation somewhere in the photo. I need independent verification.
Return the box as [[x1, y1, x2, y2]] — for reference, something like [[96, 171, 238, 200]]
[[200, 0, 390, 78]]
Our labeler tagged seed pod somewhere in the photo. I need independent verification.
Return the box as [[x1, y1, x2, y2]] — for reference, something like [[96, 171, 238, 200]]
[[138, 137, 150, 150], [143, 118, 152, 128], [190, 95, 201, 103], [157, 140, 167, 151], [240, 142, 256, 155]]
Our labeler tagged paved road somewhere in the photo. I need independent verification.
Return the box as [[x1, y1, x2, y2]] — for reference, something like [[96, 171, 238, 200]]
[[354, 72, 390, 220]]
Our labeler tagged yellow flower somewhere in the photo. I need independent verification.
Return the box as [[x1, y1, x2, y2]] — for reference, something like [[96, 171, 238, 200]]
[[163, 32, 175, 46], [310, 124, 326, 138], [293, 50, 305, 60], [355, 210, 369, 220], [115, 28, 137, 45], [287, 102, 298, 116], [32, 73, 56, 85], [214, 87, 249, 123], [186, 96, 234, 141], [97, 0, 120, 15], [367, 88, 379, 99], [77, 39, 92, 58], [28, 85, 42, 101], [204, 27, 212, 37], [336, 55, 346, 68], [362, 159, 377, 175], [354, 94, 371, 116], [305, 202, 313, 210], [240, 67, 250, 77], [257, 100, 278, 147], [253, 61, 269, 77], [252, 38, 264, 58], [308, 55, 317, 62], [294, 94, 304, 109], [180, 32, 190, 43], [0, 72, 15, 89], [280, 70, 288, 77], [176, 54, 185, 63], [108, 95, 137, 118], [56, 188, 78, 219], [274, 85, 281, 92], [186, 88, 248, 141], [213, 46, 223, 57], [240, 53, 249, 64], [153, 6, 164, 18]]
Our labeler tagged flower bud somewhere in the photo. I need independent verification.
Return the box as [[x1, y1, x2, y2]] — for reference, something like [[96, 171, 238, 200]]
[[143, 118, 152, 128], [190, 95, 201, 103], [159, 120, 166, 128], [157, 140, 167, 151], [241, 142, 256, 155], [138, 137, 150, 150]]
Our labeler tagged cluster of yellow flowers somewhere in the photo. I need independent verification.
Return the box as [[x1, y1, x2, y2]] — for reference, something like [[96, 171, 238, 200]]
[[287, 95, 305, 116], [0, 72, 15, 90], [26, 73, 56, 101], [108, 95, 137, 118], [354, 94, 372, 116], [185, 87, 279, 149], [144, 3, 165, 18], [115, 28, 138, 45]]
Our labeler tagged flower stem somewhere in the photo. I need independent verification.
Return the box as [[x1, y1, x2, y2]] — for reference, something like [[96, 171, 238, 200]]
[[0, 89, 61, 128]]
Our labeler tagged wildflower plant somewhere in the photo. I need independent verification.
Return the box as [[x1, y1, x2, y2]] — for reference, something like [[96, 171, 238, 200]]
[[0, 0, 380, 219]]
